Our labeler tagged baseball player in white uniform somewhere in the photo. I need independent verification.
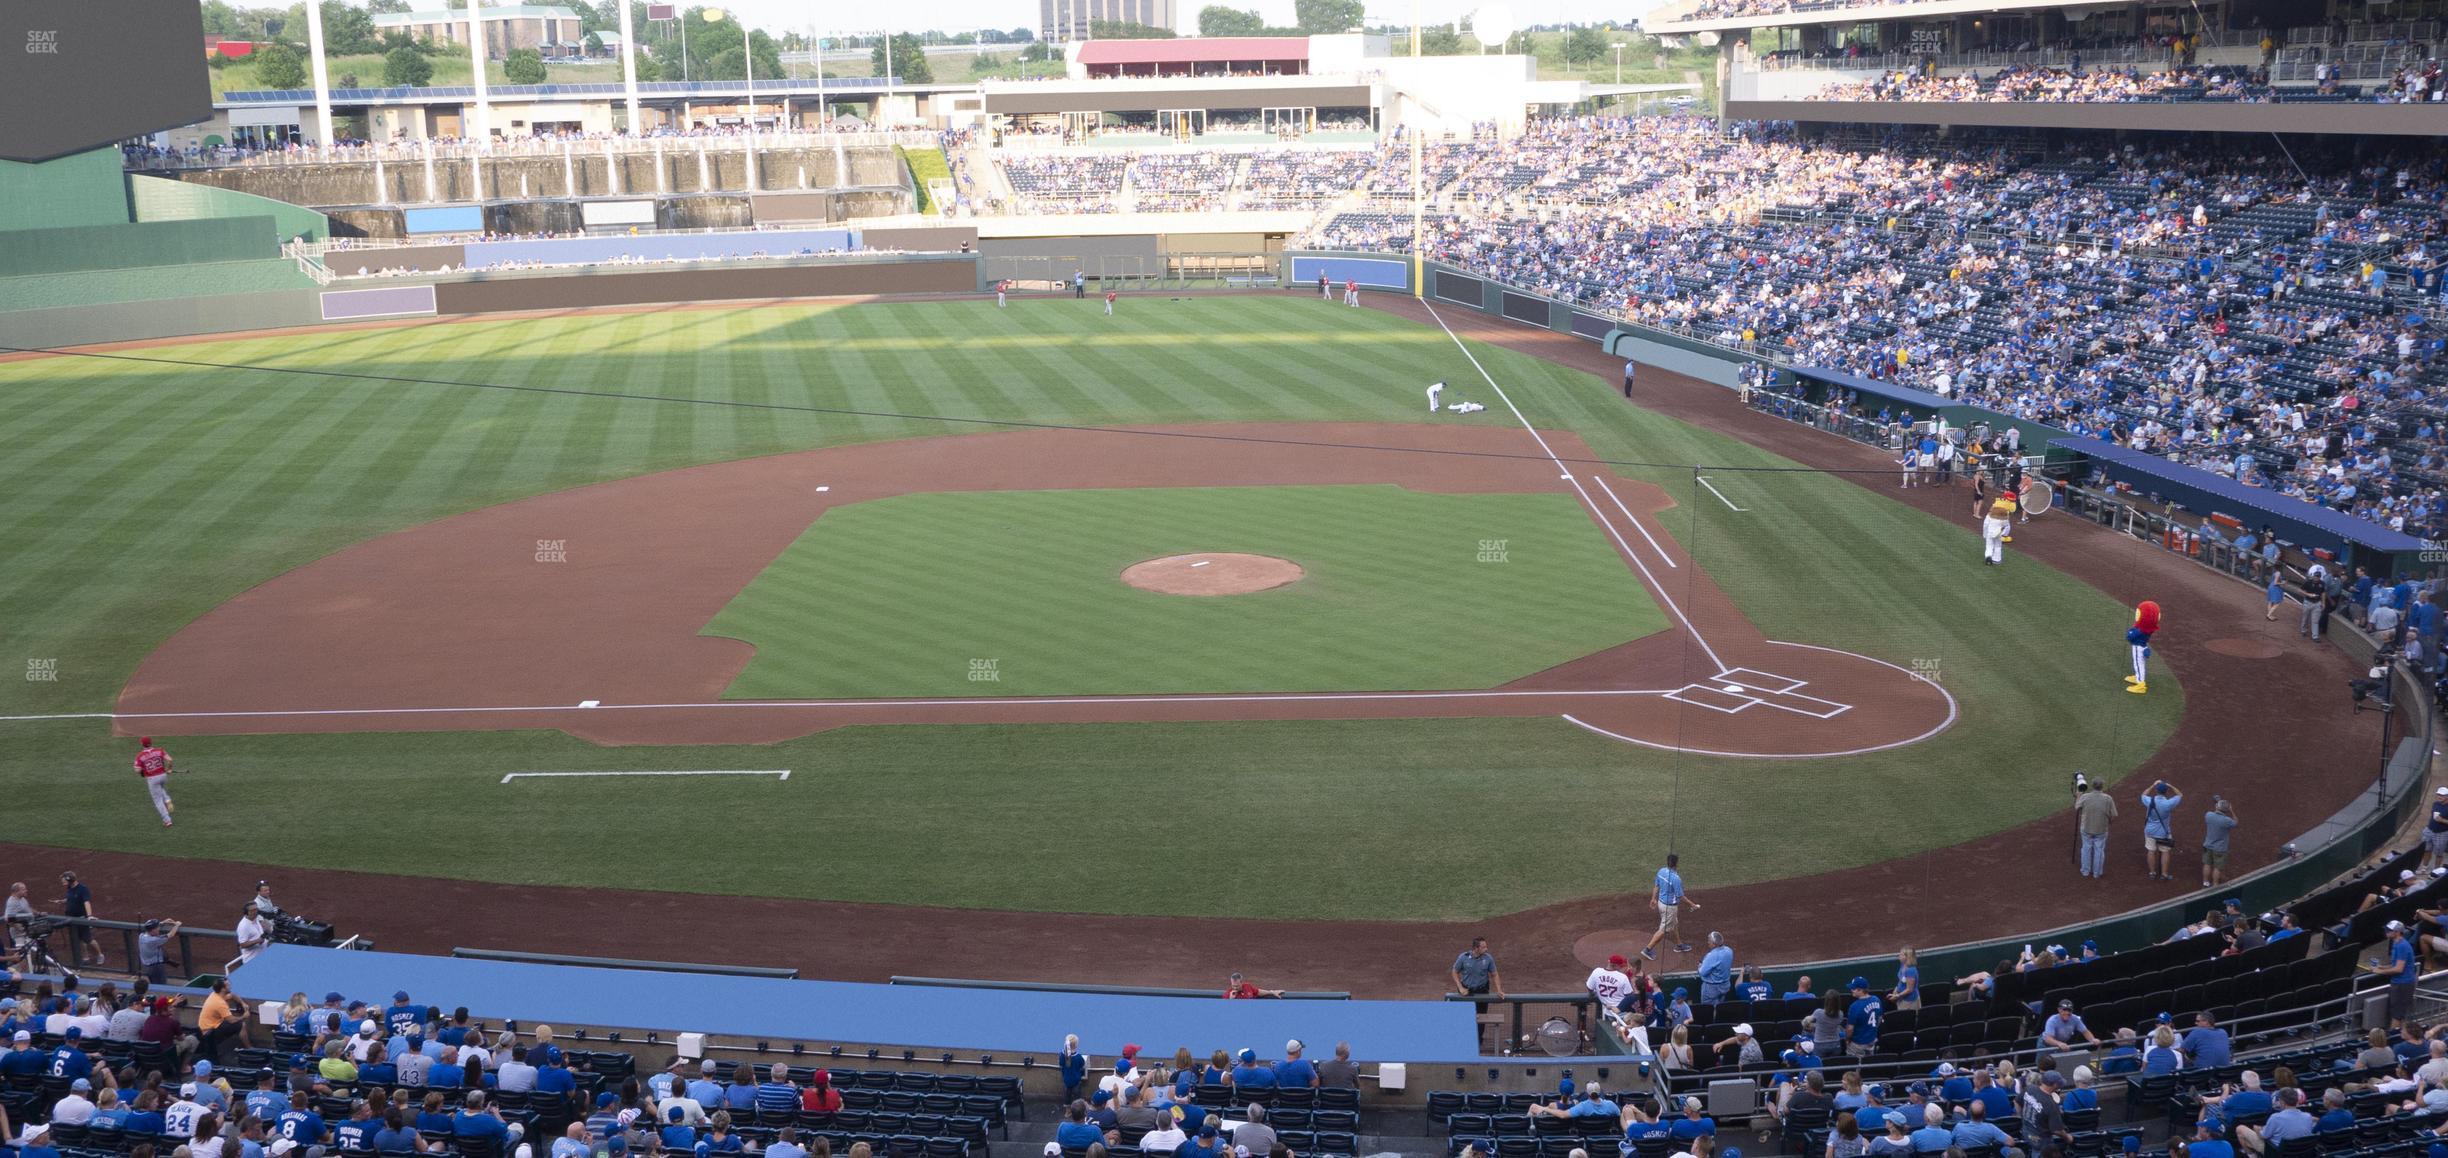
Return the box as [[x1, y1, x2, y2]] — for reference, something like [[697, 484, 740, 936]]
[[134, 737, 174, 827], [1426, 380, 1445, 412]]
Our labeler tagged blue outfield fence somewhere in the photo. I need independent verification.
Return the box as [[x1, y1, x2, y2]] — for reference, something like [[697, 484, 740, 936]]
[[1287, 254, 1410, 292]]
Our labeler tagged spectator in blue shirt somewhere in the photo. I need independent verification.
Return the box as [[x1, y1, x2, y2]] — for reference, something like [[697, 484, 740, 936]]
[[1698, 933, 1736, 1003], [1888, 949, 1921, 1011], [1055, 1101, 1110, 1149], [383, 993, 424, 1040], [1907, 1104, 1952, 1153], [1936, 1063, 1973, 1103], [2369, 922, 2422, 1033], [1667, 1098, 1716, 1141], [1844, 978, 1883, 1057], [2041, 1000, 2100, 1051], [1058, 1036, 1088, 1104], [2141, 781, 2184, 881], [1969, 1069, 2014, 1121], [684, 1061, 723, 1108], [2063, 1068, 2102, 1115], [1274, 1041, 1317, 1089], [1232, 1048, 1276, 1088], [453, 1092, 520, 1150], [1951, 1101, 2013, 1151], [276, 1091, 328, 1145], [1783, 976, 1817, 1003], [753, 1065, 799, 1118], [1736, 967, 1774, 1004], [371, 1108, 420, 1154], [2315, 1088, 2358, 1134], [659, 1105, 699, 1152], [2191, 1124, 2238, 1158], [722, 1068, 758, 1112], [2243, 1088, 2317, 1153], [2183, 1012, 2233, 1068]]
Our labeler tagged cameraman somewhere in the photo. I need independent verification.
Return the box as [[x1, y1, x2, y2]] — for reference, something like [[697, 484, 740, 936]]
[[138, 919, 181, 985], [2202, 798, 2239, 889]]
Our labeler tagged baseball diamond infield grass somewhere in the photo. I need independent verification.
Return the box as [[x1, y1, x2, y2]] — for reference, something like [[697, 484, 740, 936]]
[[0, 295, 2182, 921], [705, 486, 1671, 698]]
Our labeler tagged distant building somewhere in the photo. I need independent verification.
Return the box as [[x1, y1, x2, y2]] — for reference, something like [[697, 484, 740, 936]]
[[1039, 0, 1177, 43], [373, 4, 585, 60]]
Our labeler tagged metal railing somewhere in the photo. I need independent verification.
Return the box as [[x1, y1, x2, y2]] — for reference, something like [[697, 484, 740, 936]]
[[11, 916, 238, 983]]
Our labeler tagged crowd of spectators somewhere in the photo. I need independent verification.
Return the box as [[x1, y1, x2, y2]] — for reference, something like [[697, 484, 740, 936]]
[[1823, 65, 2262, 102], [1275, 116, 2448, 536]]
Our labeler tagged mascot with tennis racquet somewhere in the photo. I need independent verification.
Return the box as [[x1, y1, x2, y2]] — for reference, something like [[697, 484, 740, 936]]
[[2126, 599, 2161, 695]]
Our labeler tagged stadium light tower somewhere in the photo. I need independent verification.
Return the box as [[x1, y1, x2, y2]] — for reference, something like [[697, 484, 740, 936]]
[[1613, 41, 1626, 84], [618, 0, 641, 131], [466, 0, 491, 146], [304, 0, 333, 150]]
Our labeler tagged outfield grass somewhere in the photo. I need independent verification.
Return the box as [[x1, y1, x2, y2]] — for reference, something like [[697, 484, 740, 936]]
[[0, 296, 2180, 920], [706, 485, 1669, 698]]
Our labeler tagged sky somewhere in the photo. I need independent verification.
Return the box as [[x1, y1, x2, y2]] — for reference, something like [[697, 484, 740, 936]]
[[678, 0, 1635, 38]]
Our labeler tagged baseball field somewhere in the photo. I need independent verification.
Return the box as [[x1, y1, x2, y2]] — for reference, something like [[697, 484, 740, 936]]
[[0, 293, 2186, 936]]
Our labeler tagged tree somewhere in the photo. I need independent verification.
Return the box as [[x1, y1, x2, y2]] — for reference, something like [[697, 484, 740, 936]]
[[317, 0, 378, 53], [504, 47, 547, 83], [1089, 20, 1174, 37], [1198, 6, 1265, 35], [1562, 25, 1608, 68], [382, 43, 433, 85], [1293, 0, 1363, 33], [584, 31, 603, 54], [253, 41, 308, 88], [365, 0, 410, 11], [869, 31, 932, 83], [336, 71, 359, 86], [201, 1, 246, 37]]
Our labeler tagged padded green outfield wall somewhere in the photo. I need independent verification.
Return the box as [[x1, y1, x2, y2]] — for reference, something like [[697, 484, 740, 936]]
[[130, 174, 328, 244], [0, 217, 282, 278], [0, 150, 132, 231]]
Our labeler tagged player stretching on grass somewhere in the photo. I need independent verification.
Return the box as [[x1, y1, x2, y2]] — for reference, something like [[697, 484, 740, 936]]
[[134, 737, 174, 827], [2127, 599, 2161, 695]]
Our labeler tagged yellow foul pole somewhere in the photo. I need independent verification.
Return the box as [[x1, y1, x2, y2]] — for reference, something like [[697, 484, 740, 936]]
[[1409, 0, 1423, 299]]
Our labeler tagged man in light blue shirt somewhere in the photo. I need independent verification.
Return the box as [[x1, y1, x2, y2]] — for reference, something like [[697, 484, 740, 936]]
[[2142, 781, 2184, 882], [2245, 1088, 2316, 1153], [1907, 1105, 1952, 1153], [1698, 933, 1735, 1003], [1642, 853, 1696, 961], [1949, 1102, 2013, 1154]]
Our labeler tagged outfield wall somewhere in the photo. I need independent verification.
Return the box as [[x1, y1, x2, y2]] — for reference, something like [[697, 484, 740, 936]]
[[429, 255, 977, 314], [0, 287, 325, 350]]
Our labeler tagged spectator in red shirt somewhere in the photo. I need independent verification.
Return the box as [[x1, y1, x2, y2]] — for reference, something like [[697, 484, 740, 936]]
[[799, 1070, 842, 1115], [1222, 973, 1282, 1000]]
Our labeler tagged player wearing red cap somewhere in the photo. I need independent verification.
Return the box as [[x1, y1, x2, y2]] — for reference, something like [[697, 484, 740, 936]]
[[133, 737, 174, 827], [2127, 600, 2161, 694]]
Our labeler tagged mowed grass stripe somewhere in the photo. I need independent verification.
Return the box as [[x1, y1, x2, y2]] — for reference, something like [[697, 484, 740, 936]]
[[707, 485, 1665, 698]]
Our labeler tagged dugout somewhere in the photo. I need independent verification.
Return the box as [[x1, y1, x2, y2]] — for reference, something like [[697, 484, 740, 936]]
[[2049, 435, 2435, 575]]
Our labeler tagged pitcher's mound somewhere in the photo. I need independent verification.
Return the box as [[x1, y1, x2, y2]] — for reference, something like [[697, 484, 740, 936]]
[[1123, 553, 1305, 596]]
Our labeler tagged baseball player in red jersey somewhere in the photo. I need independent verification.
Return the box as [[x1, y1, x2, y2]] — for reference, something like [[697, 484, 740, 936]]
[[134, 737, 174, 827], [1104, 289, 1117, 316]]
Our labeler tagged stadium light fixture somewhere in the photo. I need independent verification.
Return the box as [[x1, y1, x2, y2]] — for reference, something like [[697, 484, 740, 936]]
[[1613, 42, 1626, 84]]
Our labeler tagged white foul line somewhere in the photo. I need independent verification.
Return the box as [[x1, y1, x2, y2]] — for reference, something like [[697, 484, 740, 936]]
[[3, 687, 1696, 726], [1590, 476, 1679, 570], [501, 769, 791, 784], [1694, 476, 1748, 512], [1423, 303, 1726, 675]]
